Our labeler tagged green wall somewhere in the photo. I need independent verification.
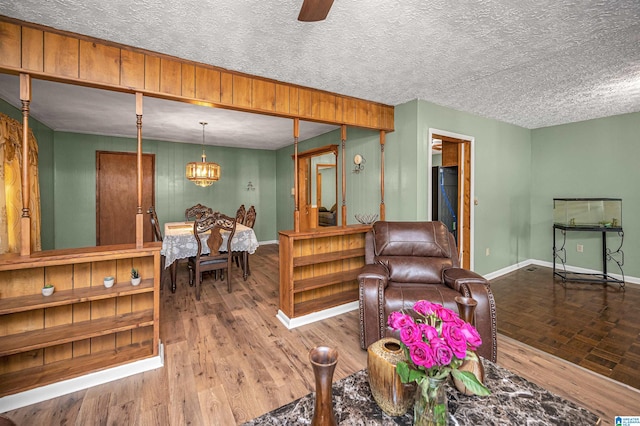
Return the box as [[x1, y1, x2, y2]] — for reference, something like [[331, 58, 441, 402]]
[[530, 111, 640, 278], [52, 132, 277, 248], [415, 100, 532, 275], [276, 100, 532, 275], [0, 99, 55, 250]]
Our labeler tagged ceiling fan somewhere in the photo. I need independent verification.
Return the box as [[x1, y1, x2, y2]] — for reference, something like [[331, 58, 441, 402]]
[[298, 0, 334, 22]]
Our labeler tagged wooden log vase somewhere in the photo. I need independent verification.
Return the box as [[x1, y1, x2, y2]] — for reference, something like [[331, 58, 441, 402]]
[[367, 337, 416, 416]]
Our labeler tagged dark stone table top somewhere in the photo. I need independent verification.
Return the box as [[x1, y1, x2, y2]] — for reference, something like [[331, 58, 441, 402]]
[[242, 359, 600, 425]]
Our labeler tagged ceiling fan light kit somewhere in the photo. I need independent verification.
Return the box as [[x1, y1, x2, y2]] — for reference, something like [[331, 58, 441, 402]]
[[298, 0, 334, 22]]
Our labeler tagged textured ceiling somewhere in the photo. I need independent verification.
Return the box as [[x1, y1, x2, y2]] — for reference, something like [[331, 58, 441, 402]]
[[1, 0, 640, 147]]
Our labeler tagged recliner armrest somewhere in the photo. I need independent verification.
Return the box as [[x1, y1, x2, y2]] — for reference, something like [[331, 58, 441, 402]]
[[358, 263, 389, 349], [358, 263, 389, 283], [442, 267, 488, 291], [443, 267, 497, 362]]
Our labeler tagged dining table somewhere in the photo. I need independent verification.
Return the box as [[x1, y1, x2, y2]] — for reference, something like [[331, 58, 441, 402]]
[[161, 221, 259, 292]]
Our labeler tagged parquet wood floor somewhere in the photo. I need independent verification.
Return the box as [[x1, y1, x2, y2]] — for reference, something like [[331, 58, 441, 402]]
[[491, 264, 640, 389], [2, 246, 639, 425]]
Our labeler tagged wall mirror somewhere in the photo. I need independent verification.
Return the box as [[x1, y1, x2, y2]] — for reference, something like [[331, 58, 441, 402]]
[[294, 144, 338, 230]]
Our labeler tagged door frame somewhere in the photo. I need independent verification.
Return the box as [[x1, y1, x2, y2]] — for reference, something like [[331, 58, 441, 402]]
[[427, 128, 475, 269]]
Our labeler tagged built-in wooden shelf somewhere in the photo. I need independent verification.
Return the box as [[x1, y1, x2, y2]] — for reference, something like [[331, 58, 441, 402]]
[[0, 243, 161, 398], [293, 248, 365, 267], [0, 279, 153, 315], [294, 288, 360, 318], [293, 270, 360, 294], [0, 309, 154, 357], [279, 225, 369, 319], [0, 343, 153, 398]]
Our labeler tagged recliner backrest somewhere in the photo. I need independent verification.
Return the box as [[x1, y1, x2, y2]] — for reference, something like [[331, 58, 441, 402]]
[[369, 221, 460, 284], [373, 221, 453, 258]]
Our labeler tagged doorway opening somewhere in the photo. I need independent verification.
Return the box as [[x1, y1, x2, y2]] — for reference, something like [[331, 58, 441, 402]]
[[428, 129, 474, 269]]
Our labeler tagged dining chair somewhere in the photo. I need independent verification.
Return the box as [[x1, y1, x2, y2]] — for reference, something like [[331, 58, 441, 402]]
[[147, 206, 167, 289], [188, 211, 237, 300], [232, 204, 247, 272], [244, 205, 256, 228], [185, 203, 213, 221], [234, 205, 257, 279], [235, 204, 246, 224]]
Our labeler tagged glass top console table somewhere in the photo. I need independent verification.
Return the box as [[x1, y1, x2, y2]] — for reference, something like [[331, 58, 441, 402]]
[[552, 198, 624, 288]]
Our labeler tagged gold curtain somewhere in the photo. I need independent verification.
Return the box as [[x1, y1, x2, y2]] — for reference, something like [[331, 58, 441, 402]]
[[0, 113, 41, 254]]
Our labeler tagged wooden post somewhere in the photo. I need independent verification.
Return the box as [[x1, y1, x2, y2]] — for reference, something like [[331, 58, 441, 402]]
[[293, 118, 300, 232], [20, 73, 31, 256], [341, 125, 347, 227], [380, 130, 386, 221], [135, 93, 144, 248]]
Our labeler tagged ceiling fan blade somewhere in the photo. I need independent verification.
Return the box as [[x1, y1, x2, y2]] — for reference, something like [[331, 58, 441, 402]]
[[298, 0, 334, 22]]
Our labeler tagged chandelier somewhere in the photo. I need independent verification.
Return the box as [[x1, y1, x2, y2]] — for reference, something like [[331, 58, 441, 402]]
[[186, 121, 221, 187]]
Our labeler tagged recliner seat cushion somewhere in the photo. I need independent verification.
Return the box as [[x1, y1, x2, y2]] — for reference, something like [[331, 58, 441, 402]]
[[383, 282, 462, 336]]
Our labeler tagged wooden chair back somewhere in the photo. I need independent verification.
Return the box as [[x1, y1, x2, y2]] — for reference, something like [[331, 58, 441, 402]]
[[185, 204, 213, 221], [189, 212, 237, 298], [244, 205, 257, 228], [235, 204, 246, 225], [147, 206, 163, 242], [147, 206, 169, 289]]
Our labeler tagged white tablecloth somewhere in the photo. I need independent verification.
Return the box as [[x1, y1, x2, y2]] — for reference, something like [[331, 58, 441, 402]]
[[161, 221, 259, 268]]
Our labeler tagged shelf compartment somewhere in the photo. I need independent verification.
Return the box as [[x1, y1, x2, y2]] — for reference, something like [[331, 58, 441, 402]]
[[0, 279, 154, 315], [0, 343, 154, 398], [293, 248, 365, 267], [293, 269, 360, 293], [294, 288, 359, 317], [0, 309, 154, 357]]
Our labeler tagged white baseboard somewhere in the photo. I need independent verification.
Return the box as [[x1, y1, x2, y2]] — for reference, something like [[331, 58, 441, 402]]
[[0, 342, 165, 413], [483, 259, 535, 280], [277, 302, 360, 329], [258, 239, 278, 246], [484, 259, 640, 286]]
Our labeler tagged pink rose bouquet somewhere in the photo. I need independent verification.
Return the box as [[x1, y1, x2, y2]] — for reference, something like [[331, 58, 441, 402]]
[[388, 300, 490, 396]]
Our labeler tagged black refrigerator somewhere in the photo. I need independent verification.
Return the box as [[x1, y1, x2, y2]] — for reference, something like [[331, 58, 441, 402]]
[[432, 166, 458, 242]]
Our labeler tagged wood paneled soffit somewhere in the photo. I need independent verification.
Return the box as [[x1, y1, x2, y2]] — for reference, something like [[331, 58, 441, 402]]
[[0, 16, 394, 132]]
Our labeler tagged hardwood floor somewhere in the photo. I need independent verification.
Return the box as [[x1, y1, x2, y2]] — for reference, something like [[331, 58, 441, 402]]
[[491, 264, 640, 389], [2, 246, 639, 425]]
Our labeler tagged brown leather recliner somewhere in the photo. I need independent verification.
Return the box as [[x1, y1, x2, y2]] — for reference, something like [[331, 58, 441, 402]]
[[358, 221, 497, 362]]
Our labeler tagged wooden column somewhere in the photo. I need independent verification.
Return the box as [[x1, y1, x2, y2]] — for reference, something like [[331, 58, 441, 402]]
[[135, 93, 144, 248], [341, 125, 347, 227], [19, 73, 31, 256], [380, 130, 386, 220], [293, 118, 300, 232]]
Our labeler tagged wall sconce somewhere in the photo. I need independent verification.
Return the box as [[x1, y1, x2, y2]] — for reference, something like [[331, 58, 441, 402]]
[[353, 154, 366, 174], [246, 181, 256, 191]]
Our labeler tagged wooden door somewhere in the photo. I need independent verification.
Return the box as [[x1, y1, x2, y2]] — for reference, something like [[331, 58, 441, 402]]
[[96, 151, 155, 245], [438, 137, 471, 269]]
